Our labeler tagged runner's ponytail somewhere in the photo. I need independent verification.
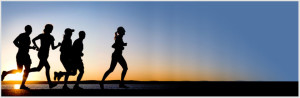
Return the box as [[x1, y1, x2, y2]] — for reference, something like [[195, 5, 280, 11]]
[[114, 32, 118, 40]]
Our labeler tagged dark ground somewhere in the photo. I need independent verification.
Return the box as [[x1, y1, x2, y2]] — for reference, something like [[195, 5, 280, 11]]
[[1, 81, 298, 96]]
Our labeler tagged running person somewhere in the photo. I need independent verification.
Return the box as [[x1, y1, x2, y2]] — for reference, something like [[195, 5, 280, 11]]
[[71, 31, 86, 89], [29, 24, 61, 88], [100, 26, 128, 89], [54, 28, 77, 89], [1, 25, 36, 90]]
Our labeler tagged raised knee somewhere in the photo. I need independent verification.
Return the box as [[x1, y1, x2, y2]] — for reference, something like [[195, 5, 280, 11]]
[[123, 67, 128, 71], [24, 69, 30, 73], [79, 70, 84, 73], [45, 66, 50, 70], [107, 69, 114, 73]]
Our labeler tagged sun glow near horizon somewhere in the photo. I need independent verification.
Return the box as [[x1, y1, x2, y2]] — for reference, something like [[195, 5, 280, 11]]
[[2, 67, 24, 81]]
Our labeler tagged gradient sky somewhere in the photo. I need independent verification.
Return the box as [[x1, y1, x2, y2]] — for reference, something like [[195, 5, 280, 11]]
[[1, 1, 298, 81]]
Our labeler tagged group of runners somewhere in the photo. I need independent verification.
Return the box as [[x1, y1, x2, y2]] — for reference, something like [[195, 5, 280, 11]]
[[1, 24, 129, 90]]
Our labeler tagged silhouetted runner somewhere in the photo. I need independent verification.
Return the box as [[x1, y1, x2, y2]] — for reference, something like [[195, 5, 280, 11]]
[[70, 31, 86, 90], [29, 24, 61, 88], [54, 28, 77, 89], [1, 25, 36, 90], [100, 27, 128, 89]]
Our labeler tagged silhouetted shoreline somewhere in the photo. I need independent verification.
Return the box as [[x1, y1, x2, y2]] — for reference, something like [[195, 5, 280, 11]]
[[2, 81, 298, 96], [1, 80, 298, 84]]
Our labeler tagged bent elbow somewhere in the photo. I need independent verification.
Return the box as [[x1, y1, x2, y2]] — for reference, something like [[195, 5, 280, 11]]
[[13, 41, 17, 45]]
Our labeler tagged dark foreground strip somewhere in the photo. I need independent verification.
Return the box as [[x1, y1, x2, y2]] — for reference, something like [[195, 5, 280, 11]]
[[2, 82, 298, 96]]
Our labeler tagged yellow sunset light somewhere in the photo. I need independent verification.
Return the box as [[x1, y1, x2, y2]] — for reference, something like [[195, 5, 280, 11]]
[[3, 68, 24, 81]]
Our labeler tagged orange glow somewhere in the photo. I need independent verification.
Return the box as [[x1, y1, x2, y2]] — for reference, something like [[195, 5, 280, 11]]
[[2, 68, 24, 81], [14, 84, 20, 89]]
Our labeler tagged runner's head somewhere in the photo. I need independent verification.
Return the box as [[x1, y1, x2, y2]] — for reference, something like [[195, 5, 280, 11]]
[[25, 25, 32, 34], [117, 26, 125, 36], [44, 24, 53, 34], [79, 31, 85, 39], [64, 28, 74, 39]]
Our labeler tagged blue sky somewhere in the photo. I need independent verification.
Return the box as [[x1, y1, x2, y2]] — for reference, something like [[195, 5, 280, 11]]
[[1, 1, 298, 81]]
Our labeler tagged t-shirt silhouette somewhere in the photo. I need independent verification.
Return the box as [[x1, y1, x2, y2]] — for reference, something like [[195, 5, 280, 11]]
[[60, 38, 72, 56], [73, 39, 83, 58], [15, 33, 31, 55], [35, 33, 54, 57], [112, 36, 125, 50]]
